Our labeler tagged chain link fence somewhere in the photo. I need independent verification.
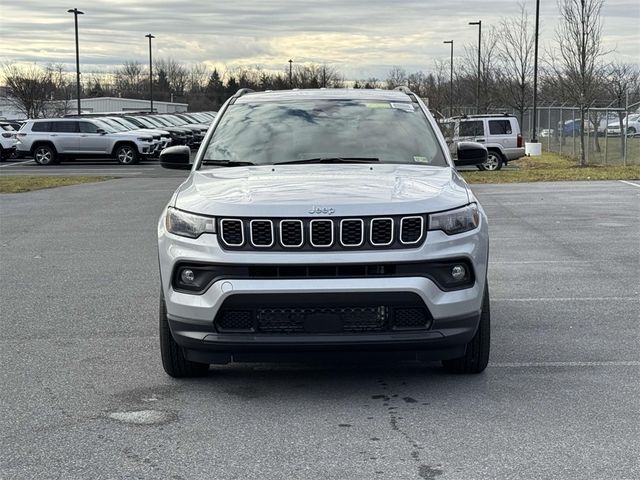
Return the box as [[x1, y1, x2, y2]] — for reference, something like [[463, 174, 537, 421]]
[[454, 101, 640, 166]]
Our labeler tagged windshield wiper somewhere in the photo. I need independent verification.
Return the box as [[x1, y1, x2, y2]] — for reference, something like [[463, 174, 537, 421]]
[[201, 159, 256, 167], [275, 157, 380, 165]]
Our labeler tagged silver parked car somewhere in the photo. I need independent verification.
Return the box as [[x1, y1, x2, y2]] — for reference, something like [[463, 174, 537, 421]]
[[443, 114, 525, 171], [157, 88, 491, 377], [16, 118, 156, 165]]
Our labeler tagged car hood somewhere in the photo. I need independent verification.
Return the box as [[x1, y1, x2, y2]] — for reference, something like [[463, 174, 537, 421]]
[[174, 164, 470, 217]]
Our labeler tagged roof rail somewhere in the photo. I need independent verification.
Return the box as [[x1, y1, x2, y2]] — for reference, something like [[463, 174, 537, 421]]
[[393, 86, 413, 94], [234, 88, 255, 98]]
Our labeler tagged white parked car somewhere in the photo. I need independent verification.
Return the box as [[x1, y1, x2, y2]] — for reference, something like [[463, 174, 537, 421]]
[[607, 114, 640, 136], [0, 123, 17, 161], [156, 88, 491, 377]]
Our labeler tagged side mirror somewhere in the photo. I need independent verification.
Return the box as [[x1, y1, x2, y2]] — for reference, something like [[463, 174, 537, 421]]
[[160, 145, 191, 170], [454, 141, 487, 166], [96, 128, 106, 135]]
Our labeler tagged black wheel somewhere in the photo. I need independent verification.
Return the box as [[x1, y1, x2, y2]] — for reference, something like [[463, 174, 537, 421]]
[[628, 127, 636, 135], [159, 295, 210, 378], [33, 144, 57, 165], [477, 151, 503, 171], [115, 144, 139, 165], [442, 285, 490, 374]]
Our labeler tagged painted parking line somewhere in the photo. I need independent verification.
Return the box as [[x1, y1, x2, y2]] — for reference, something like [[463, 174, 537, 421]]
[[0, 159, 35, 168], [490, 361, 640, 368], [619, 180, 640, 188], [493, 296, 638, 302]]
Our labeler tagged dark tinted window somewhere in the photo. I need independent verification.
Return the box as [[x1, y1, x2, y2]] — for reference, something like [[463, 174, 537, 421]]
[[459, 120, 484, 137], [79, 122, 100, 133], [32, 122, 52, 132], [203, 99, 447, 167], [52, 121, 79, 133], [489, 120, 512, 135]]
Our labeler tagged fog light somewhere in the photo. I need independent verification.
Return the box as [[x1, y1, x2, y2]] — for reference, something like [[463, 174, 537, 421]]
[[181, 269, 195, 283], [451, 265, 466, 281]]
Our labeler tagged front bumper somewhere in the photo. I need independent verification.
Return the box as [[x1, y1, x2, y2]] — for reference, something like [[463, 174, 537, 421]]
[[158, 211, 489, 363]]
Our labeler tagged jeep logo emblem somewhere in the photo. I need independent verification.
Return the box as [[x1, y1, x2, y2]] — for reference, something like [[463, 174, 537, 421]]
[[309, 206, 335, 215]]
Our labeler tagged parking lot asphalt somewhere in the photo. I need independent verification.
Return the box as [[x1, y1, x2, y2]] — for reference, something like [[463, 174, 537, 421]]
[[1, 173, 639, 480]]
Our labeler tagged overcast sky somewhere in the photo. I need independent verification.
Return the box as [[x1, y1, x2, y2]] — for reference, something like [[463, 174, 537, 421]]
[[1, 0, 639, 79]]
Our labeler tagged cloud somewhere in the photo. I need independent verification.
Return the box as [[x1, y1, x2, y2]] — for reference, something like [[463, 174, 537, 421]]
[[1, 0, 638, 79]]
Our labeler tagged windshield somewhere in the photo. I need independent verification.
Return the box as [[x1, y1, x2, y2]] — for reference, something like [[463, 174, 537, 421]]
[[93, 119, 118, 133], [98, 118, 126, 132], [201, 99, 447, 167], [131, 116, 157, 128]]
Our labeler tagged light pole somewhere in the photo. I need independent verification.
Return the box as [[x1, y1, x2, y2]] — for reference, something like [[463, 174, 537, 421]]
[[67, 8, 84, 115], [145, 33, 155, 113], [288, 59, 293, 88], [468, 20, 482, 114], [531, 0, 541, 142], [443, 40, 454, 117]]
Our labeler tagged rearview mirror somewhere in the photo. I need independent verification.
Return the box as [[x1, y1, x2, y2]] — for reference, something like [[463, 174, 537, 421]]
[[160, 145, 191, 170], [96, 128, 106, 135], [454, 141, 487, 166]]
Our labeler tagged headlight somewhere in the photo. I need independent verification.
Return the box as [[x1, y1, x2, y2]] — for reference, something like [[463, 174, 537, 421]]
[[137, 136, 153, 142], [165, 207, 215, 238], [429, 204, 479, 235]]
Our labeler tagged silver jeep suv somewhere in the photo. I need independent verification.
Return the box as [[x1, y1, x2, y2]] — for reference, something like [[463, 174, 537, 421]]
[[157, 88, 491, 377], [443, 114, 525, 171], [17, 118, 156, 165]]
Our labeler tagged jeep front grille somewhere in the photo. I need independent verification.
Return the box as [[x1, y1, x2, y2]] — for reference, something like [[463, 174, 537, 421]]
[[218, 215, 427, 250]]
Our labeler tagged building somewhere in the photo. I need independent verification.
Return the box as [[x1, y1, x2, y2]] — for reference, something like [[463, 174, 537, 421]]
[[67, 97, 188, 114]]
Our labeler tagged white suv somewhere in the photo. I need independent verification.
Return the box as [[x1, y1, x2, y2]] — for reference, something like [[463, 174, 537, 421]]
[[157, 88, 491, 377], [16, 118, 156, 165], [0, 123, 17, 161], [443, 114, 525, 171]]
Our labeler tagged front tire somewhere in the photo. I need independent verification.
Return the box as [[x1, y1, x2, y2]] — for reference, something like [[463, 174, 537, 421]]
[[115, 144, 139, 165], [477, 151, 503, 171], [159, 295, 210, 378], [442, 285, 490, 374], [33, 145, 57, 165]]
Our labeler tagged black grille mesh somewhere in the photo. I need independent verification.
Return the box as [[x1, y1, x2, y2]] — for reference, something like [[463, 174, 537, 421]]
[[341, 220, 363, 246], [371, 219, 393, 245], [221, 220, 243, 245], [310, 221, 333, 247], [217, 311, 253, 331], [218, 216, 427, 250], [281, 220, 303, 247], [401, 217, 423, 244], [257, 307, 386, 333], [215, 307, 431, 333], [392, 308, 430, 329], [251, 220, 273, 247]]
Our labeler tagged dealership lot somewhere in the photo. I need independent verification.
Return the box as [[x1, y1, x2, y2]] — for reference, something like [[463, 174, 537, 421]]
[[1, 174, 639, 479]]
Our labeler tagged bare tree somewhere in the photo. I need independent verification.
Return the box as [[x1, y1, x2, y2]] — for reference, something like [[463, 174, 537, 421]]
[[606, 62, 640, 156], [497, 3, 535, 130], [114, 61, 144, 98], [155, 58, 188, 97], [551, 0, 607, 166], [1, 63, 54, 118], [188, 63, 209, 94], [461, 27, 500, 113], [386, 67, 407, 89]]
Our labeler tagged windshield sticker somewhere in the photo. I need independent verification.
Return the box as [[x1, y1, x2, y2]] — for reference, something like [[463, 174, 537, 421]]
[[364, 102, 391, 109], [413, 156, 431, 164], [390, 102, 415, 112]]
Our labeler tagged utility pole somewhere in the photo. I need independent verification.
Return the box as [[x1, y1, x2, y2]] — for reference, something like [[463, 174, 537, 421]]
[[468, 20, 482, 114], [443, 40, 454, 117], [288, 59, 293, 88], [67, 8, 84, 115], [145, 34, 155, 113], [531, 0, 541, 142]]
